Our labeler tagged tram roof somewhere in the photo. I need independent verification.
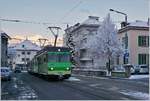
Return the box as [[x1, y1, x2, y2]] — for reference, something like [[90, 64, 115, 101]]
[[36, 46, 71, 56]]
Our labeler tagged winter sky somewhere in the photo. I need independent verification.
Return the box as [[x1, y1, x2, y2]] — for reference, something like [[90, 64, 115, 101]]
[[0, 0, 149, 43]]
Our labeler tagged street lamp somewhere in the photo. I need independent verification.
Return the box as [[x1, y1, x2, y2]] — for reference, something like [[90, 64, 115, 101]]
[[109, 9, 127, 24], [109, 8, 128, 64]]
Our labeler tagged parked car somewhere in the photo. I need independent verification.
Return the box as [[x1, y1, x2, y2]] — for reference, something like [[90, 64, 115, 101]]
[[113, 65, 125, 72], [139, 65, 149, 74], [1, 67, 12, 81], [14, 66, 21, 73], [130, 65, 140, 74]]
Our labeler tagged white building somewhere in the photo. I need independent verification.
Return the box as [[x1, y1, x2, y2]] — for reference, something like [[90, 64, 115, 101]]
[[64, 16, 108, 70], [9, 39, 41, 70]]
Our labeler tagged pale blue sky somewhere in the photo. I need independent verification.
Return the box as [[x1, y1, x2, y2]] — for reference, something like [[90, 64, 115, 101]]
[[0, 0, 149, 39]]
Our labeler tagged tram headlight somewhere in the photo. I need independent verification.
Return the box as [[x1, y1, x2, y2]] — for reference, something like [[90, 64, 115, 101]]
[[66, 67, 70, 70], [50, 67, 54, 70]]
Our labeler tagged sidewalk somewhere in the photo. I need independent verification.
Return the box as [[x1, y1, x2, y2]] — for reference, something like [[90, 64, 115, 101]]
[[72, 73, 149, 80], [129, 74, 149, 79]]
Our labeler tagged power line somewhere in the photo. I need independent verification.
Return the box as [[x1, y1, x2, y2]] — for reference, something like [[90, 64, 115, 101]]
[[0, 18, 72, 25], [58, 0, 83, 23]]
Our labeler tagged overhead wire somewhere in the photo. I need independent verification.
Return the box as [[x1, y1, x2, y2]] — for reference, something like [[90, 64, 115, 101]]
[[58, 0, 83, 24]]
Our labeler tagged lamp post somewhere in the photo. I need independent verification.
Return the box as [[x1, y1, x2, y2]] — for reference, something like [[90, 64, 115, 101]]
[[109, 9, 127, 24], [0, 33, 1, 67], [109, 8, 129, 64]]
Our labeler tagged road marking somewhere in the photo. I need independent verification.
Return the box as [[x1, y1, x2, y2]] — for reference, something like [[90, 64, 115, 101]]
[[18, 86, 38, 100], [108, 86, 119, 91], [89, 84, 101, 87]]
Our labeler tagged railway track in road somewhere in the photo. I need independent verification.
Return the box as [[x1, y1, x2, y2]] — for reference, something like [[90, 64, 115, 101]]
[[20, 72, 139, 100], [61, 80, 137, 100]]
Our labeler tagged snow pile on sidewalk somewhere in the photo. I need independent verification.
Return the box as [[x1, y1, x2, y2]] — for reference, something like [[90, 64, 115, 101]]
[[120, 90, 149, 100], [129, 75, 149, 79], [65, 77, 81, 81]]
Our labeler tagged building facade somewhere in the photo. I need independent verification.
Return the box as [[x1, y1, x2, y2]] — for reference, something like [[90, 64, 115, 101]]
[[0, 31, 10, 67], [9, 39, 41, 70], [118, 20, 149, 66], [64, 16, 108, 70]]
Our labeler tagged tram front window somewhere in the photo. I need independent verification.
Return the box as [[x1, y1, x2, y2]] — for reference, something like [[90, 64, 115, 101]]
[[48, 54, 70, 62], [59, 54, 70, 62]]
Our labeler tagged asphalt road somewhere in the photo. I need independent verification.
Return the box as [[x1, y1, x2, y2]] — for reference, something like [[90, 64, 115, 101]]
[[1, 72, 149, 100]]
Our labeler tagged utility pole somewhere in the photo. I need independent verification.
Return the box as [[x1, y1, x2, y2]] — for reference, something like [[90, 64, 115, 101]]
[[0, 33, 1, 67], [47, 26, 61, 47], [0, 18, 2, 31], [109, 8, 129, 64]]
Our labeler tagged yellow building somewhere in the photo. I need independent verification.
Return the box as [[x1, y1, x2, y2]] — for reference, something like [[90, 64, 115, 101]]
[[118, 20, 149, 66]]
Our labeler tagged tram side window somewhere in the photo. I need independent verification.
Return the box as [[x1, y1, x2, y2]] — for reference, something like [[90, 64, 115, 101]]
[[35, 59, 37, 65], [46, 54, 48, 62], [43, 57, 46, 62], [41, 56, 44, 63], [44, 55, 48, 62], [37, 57, 41, 65]]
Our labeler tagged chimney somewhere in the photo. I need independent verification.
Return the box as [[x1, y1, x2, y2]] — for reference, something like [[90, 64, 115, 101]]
[[147, 18, 149, 26], [67, 24, 69, 28], [121, 21, 128, 28]]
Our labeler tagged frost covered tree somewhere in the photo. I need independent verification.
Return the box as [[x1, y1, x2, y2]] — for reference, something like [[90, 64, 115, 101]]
[[65, 25, 82, 67], [65, 28, 76, 66], [86, 14, 123, 76]]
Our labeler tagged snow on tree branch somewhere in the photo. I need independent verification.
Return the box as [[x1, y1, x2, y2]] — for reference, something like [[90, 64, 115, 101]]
[[86, 13, 123, 61]]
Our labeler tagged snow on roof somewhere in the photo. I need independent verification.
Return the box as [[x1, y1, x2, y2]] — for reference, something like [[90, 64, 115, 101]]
[[0, 31, 11, 39], [0, 30, 5, 34], [81, 16, 101, 25], [128, 20, 149, 27], [65, 16, 101, 32], [8, 43, 17, 47], [14, 39, 41, 50], [80, 57, 92, 61]]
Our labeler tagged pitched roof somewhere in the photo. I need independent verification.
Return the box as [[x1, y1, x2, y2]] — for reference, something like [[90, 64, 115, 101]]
[[65, 16, 101, 33], [14, 39, 41, 51], [0, 31, 11, 39], [118, 20, 149, 33], [81, 16, 101, 25], [128, 20, 149, 27]]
